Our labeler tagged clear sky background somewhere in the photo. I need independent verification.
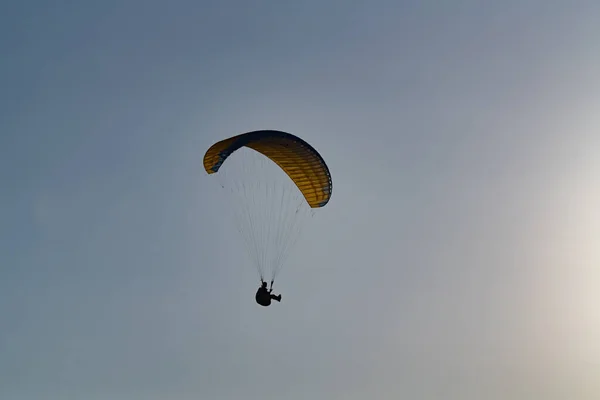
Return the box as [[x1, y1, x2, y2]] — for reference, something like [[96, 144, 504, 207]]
[[1, 1, 599, 399]]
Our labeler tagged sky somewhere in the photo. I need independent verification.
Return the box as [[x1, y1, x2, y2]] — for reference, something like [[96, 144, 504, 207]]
[[1, 1, 599, 399]]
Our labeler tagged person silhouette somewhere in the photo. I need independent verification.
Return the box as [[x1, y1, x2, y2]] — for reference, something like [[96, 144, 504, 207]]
[[255, 281, 281, 306]]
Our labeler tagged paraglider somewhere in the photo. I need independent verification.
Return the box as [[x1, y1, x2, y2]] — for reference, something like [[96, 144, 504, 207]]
[[203, 130, 332, 307], [255, 280, 282, 307]]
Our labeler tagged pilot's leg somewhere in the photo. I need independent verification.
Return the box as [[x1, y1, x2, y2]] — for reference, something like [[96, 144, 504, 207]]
[[270, 294, 282, 302]]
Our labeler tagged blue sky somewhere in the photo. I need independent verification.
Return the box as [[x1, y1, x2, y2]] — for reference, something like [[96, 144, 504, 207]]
[[1, 1, 600, 399]]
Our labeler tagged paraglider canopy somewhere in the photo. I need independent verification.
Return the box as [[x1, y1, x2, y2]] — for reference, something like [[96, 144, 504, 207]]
[[203, 130, 332, 208]]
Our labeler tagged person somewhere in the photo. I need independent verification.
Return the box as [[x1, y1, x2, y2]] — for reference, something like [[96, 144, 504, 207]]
[[255, 281, 281, 306]]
